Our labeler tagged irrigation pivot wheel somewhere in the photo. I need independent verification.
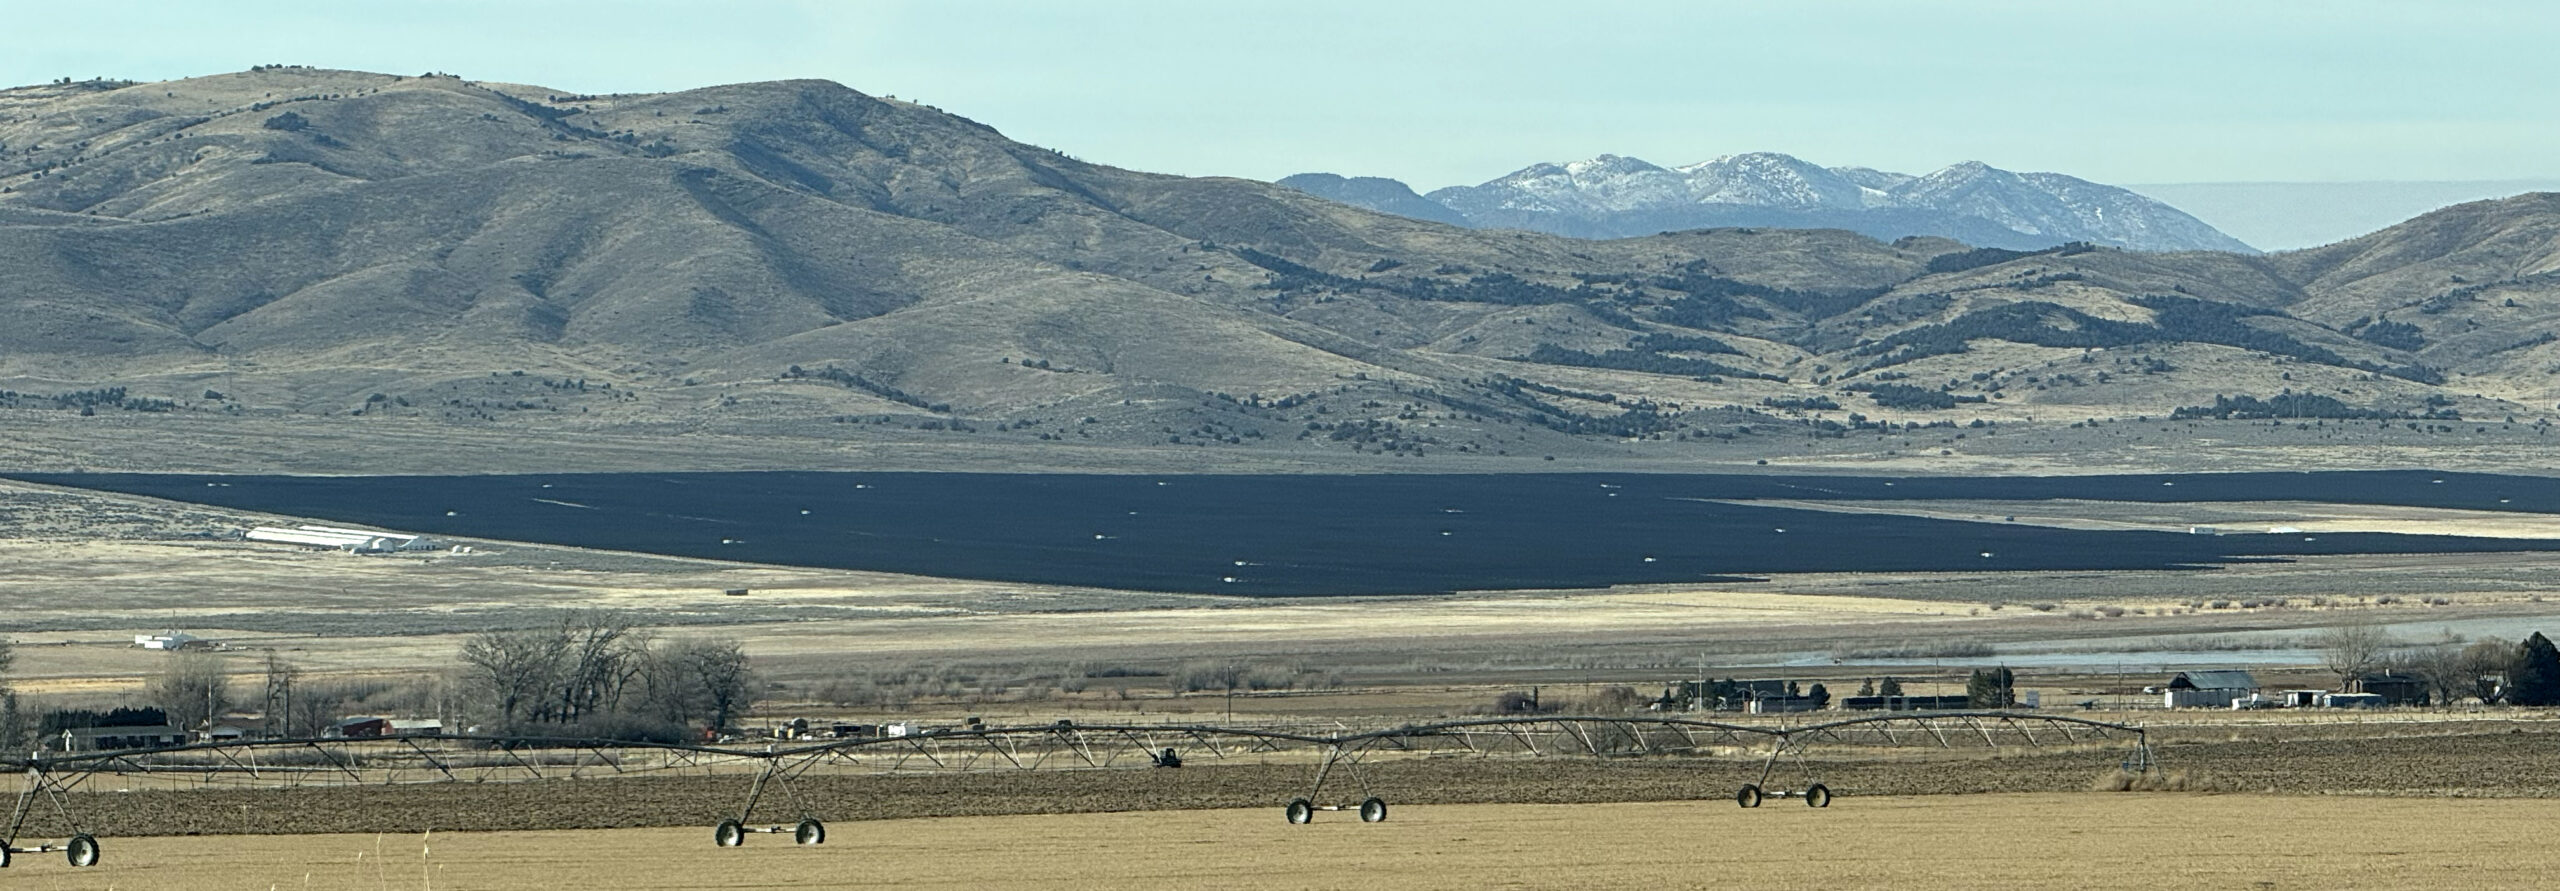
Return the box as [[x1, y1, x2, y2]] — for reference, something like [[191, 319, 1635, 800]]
[[1805, 784, 1832, 808], [1285, 798, 1315, 824], [1735, 784, 1763, 808], [1359, 797, 1388, 823], [795, 819, 827, 845], [67, 835, 99, 868], [714, 820, 746, 847]]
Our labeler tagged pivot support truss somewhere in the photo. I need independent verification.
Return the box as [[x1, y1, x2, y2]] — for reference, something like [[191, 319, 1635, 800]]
[[0, 711, 2150, 862]]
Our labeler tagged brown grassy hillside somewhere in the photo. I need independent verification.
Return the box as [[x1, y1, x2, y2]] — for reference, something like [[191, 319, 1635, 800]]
[[4, 69, 2557, 470]]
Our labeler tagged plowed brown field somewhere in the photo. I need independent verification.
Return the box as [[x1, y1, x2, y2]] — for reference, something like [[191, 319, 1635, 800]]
[[17, 723, 2560, 840]]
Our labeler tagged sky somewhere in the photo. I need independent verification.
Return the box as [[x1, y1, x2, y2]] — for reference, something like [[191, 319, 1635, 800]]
[[6, 1, 2557, 192]]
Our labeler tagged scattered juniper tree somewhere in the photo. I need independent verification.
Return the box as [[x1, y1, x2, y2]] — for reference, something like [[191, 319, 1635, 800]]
[[2509, 633, 2560, 706], [0, 636, 21, 751], [1965, 667, 2015, 709]]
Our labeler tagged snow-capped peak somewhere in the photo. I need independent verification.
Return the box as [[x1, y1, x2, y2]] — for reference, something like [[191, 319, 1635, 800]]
[[1679, 152, 1866, 210], [1414, 152, 2254, 252], [1562, 154, 1669, 178], [1459, 153, 1693, 215]]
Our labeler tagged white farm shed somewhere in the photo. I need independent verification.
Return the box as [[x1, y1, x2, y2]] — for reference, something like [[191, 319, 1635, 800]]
[[134, 632, 212, 651], [246, 525, 439, 554]]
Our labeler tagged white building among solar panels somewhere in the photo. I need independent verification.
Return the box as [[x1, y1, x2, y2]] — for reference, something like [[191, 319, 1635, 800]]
[[245, 524, 441, 554]]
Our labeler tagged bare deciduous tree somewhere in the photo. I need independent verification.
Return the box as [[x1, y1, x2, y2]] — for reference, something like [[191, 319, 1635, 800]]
[[638, 637, 755, 732], [2317, 620, 2394, 692], [461, 612, 738, 739], [1174, 660, 1247, 694], [151, 652, 231, 732], [2389, 644, 2466, 707], [553, 611, 647, 725], [459, 625, 564, 729], [287, 681, 352, 738], [261, 653, 299, 737], [673, 637, 754, 731], [2458, 637, 2518, 704]]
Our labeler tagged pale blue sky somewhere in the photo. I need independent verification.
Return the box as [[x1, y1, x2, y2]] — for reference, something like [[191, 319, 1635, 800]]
[[9, 1, 2556, 189]]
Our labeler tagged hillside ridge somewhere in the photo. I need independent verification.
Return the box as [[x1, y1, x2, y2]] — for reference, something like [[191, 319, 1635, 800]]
[[5, 69, 2559, 471]]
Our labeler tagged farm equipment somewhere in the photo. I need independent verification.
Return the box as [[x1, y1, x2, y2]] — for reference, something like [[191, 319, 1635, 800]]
[[0, 711, 2155, 861], [0, 834, 101, 868], [1734, 782, 1830, 808], [713, 818, 826, 847], [1277, 729, 1394, 825], [6, 763, 102, 868], [711, 748, 827, 848], [1284, 796, 1389, 824]]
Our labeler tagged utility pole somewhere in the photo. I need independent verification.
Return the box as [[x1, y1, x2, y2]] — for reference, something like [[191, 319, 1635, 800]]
[[262, 653, 300, 738], [1697, 652, 1707, 712]]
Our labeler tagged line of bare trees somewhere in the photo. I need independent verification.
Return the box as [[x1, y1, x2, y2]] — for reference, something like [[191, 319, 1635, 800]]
[[2321, 621, 2560, 706], [456, 611, 754, 742]]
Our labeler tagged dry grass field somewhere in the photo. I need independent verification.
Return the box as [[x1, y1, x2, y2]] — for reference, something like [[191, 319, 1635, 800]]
[[21, 794, 2558, 890]]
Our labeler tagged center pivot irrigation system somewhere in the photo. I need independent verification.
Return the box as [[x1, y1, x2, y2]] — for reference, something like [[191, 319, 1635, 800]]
[[3, 711, 2150, 868]]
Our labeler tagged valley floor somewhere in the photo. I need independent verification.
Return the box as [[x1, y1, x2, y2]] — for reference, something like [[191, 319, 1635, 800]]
[[16, 472, 2560, 718]]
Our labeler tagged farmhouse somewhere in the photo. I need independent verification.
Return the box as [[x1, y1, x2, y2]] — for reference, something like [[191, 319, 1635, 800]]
[[1746, 695, 1823, 714], [328, 716, 442, 738], [390, 718, 444, 736], [56, 724, 187, 752], [2355, 672, 2429, 706], [1666, 679, 1796, 711], [2163, 670, 2258, 708], [1839, 694, 1972, 711], [331, 717, 392, 738]]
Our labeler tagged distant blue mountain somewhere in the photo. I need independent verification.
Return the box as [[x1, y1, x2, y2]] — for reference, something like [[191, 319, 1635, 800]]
[[1275, 173, 1471, 226]]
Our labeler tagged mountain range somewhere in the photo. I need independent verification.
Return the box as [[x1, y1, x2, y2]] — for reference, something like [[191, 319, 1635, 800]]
[[1284, 154, 2255, 253], [2, 69, 2558, 472]]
